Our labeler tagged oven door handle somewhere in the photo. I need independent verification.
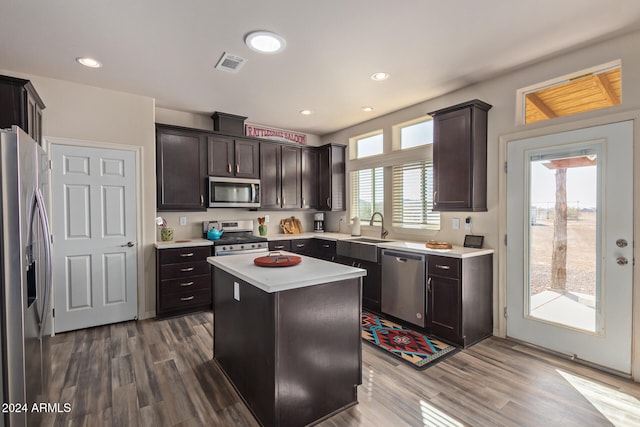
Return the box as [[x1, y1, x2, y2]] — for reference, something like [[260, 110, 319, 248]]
[[216, 247, 268, 256]]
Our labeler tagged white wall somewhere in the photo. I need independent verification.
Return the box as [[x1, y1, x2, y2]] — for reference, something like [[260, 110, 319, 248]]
[[0, 69, 158, 319], [155, 107, 323, 146], [321, 29, 640, 336]]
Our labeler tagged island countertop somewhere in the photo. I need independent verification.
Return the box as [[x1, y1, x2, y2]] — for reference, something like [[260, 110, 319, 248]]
[[207, 252, 366, 293]]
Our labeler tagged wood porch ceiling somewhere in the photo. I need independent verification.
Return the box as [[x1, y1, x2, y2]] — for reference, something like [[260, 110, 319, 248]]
[[525, 68, 621, 124]]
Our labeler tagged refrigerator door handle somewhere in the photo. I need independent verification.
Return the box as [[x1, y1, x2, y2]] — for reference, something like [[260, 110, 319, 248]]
[[34, 188, 53, 338]]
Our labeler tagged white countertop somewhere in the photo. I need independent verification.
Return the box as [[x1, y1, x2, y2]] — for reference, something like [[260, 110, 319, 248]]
[[154, 238, 213, 249], [265, 232, 493, 258], [156, 232, 493, 259], [265, 232, 346, 241], [207, 252, 366, 293], [377, 241, 494, 258]]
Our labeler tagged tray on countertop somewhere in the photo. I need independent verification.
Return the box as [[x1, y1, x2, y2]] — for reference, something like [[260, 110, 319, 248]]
[[254, 253, 302, 267]]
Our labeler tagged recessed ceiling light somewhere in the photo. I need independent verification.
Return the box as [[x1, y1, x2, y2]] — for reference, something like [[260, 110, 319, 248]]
[[300, 109, 312, 115], [76, 57, 102, 68], [245, 31, 286, 54], [370, 72, 389, 81], [361, 106, 374, 112]]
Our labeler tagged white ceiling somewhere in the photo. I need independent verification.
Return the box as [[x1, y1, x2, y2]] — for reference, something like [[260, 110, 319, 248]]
[[2, 0, 640, 135]]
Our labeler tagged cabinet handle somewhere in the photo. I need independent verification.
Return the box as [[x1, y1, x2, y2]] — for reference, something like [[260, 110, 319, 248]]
[[180, 252, 194, 257], [273, 245, 285, 249], [427, 277, 432, 292], [302, 198, 305, 206], [283, 197, 286, 205], [277, 197, 280, 205], [357, 262, 362, 268], [351, 261, 356, 267], [200, 195, 204, 206], [236, 164, 239, 173], [433, 191, 438, 206], [180, 296, 195, 301], [296, 244, 305, 248], [396, 257, 408, 263], [180, 267, 194, 272], [180, 281, 194, 287], [227, 163, 232, 173], [322, 244, 330, 248], [435, 264, 450, 270], [327, 197, 331, 208]]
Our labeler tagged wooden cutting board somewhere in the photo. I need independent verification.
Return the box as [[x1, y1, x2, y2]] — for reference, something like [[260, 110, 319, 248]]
[[280, 216, 303, 234]]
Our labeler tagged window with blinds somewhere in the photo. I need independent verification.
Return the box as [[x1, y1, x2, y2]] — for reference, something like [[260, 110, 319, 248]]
[[350, 167, 384, 222], [392, 161, 440, 229]]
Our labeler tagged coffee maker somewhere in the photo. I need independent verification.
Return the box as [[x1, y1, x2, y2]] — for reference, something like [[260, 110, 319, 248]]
[[313, 212, 325, 232]]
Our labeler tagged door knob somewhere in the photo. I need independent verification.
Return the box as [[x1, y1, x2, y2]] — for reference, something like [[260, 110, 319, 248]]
[[121, 241, 135, 247], [616, 239, 628, 248], [617, 257, 629, 266]]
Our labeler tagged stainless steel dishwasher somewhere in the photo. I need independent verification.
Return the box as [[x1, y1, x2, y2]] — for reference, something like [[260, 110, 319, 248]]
[[381, 249, 426, 327]]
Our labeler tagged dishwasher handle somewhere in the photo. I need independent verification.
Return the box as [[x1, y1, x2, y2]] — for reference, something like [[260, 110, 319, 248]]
[[381, 249, 425, 262]]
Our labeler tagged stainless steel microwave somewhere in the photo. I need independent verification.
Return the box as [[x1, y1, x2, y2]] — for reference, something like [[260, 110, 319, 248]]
[[208, 177, 260, 208]]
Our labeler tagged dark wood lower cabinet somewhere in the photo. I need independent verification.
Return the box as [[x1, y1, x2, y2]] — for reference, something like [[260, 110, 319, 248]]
[[156, 246, 212, 317], [213, 268, 361, 427], [336, 256, 381, 313], [427, 254, 493, 347]]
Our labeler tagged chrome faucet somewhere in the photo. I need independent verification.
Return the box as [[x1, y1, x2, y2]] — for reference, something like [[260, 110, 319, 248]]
[[369, 211, 388, 239]]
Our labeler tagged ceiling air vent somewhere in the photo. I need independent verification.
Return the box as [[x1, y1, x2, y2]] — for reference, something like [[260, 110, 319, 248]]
[[215, 52, 247, 73]]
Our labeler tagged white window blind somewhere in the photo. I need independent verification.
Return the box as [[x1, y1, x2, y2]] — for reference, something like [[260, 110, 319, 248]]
[[392, 161, 439, 229], [351, 168, 384, 222]]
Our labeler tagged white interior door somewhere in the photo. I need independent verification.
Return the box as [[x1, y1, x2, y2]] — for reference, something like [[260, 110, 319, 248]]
[[51, 144, 138, 332], [506, 121, 633, 374]]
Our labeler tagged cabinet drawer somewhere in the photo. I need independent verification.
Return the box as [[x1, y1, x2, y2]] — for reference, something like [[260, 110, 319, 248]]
[[290, 238, 315, 253], [159, 246, 211, 264], [159, 288, 211, 311], [160, 261, 210, 279], [428, 255, 460, 278], [269, 240, 291, 251], [160, 274, 210, 294]]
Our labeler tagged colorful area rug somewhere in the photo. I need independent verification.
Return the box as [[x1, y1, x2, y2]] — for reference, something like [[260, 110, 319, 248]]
[[361, 311, 459, 370]]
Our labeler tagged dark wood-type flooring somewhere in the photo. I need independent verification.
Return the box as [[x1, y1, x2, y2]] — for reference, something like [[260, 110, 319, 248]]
[[41, 312, 640, 426]]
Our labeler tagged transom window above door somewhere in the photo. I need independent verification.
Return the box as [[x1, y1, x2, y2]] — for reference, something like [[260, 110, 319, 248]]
[[517, 60, 621, 125]]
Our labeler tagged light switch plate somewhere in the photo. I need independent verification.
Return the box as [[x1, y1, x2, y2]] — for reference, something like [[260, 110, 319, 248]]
[[452, 218, 460, 229], [179, 216, 187, 226]]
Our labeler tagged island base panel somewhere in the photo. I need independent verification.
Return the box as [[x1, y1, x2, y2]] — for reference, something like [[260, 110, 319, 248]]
[[213, 267, 362, 427]]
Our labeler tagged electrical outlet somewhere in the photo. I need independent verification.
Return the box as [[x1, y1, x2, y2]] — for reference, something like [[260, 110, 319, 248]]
[[179, 216, 187, 226], [340, 215, 346, 222], [452, 218, 460, 229], [265, 215, 270, 223], [465, 216, 472, 231]]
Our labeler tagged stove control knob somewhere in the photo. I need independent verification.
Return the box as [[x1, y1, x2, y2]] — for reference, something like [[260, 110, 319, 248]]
[[221, 246, 226, 251], [241, 245, 245, 249], [251, 244, 256, 248]]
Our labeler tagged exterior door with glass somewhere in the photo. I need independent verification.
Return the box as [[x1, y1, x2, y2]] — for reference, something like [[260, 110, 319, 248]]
[[506, 120, 633, 374]]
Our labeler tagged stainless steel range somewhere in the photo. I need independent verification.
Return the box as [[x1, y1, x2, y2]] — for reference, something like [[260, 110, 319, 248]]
[[203, 219, 268, 256]]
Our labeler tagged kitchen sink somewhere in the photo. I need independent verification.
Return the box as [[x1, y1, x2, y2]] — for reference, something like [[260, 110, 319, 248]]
[[347, 237, 388, 244], [337, 237, 392, 262]]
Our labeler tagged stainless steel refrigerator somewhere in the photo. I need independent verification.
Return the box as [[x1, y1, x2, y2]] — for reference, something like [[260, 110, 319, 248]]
[[1, 126, 53, 427]]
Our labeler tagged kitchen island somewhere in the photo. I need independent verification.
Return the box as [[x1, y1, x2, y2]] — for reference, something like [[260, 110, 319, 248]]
[[207, 253, 366, 427]]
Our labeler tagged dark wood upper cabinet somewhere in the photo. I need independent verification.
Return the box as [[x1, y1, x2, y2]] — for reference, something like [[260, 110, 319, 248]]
[[280, 145, 302, 209], [0, 75, 45, 144], [259, 142, 301, 209], [318, 144, 346, 211], [207, 135, 259, 178], [156, 125, 207, 211], [259, 142, 281, 209], [301, 147, 319, 209], [429, 99, 491, 212]]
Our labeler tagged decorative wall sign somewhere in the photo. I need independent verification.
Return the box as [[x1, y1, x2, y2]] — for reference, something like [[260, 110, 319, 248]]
[[245, 124, 307, 145]]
